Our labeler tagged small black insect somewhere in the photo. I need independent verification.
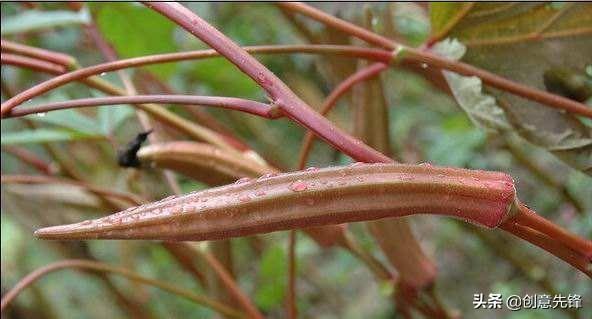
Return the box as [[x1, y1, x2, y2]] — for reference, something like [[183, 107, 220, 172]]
[[117, 130, 152, 168]]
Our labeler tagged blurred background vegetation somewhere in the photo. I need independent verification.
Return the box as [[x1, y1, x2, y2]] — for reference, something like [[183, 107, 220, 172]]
[[1, 2, 591, 319]]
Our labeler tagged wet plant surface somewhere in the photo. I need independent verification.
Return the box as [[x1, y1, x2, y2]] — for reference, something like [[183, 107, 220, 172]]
[[1, 2, 591, 319]]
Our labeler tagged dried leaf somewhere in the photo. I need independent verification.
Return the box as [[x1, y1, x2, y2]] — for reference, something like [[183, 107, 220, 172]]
[[429, 2, 474, 42], [35, 164, 516, 241], [367, 218, 436, 288], [430, 3, 592, 174]]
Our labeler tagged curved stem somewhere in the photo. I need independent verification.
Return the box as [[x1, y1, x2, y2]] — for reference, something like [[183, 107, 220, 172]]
[[278, 2, 398, 50], [1, 39, 75, 67], [297, 62, 389, 168], [196, 248, 265, 319], [279, 2, 592, 118], [3, 95, 280, 119], [141, 2, 592, 275], [85, 19, 185, 197], [2, 53, 242, 153], [401, 48, 592, 118], [144, 2, 390, 163], [287, 230, 297, 319], [293, 62, 397, 290], [500, 222, 591, 277], [0, 44, 391, 116], [0, 259, 244, 318], [1, 53, 65, 74], [84, 77, 239, 152], [512, 203, 592, 258]]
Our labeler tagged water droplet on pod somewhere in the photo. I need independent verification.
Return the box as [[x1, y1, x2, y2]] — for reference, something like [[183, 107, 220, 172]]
[[289, 180, 308, 192], [255, 190, 266, 197], [235, 177, 251, 184]]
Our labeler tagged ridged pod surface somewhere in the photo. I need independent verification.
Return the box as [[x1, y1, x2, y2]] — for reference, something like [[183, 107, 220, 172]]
[[35, 164, 516, 241]]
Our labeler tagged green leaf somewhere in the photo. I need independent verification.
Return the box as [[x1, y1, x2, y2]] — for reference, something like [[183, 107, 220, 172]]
[[94, 3, 177, 79], [189, 58, 260, 98], [426, 114, 486, 167], [1, 129, 97, 145], [255, 245, 286, 311], [98, 105, 134, 135], [431, 39, 510, 131], [27, 109, 102, 135], [1, 8, 91, 35]]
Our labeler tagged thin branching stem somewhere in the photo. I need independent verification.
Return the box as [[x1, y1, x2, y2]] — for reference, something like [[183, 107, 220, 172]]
[[279, 2, 592, 118], [292, 62, 396, 299], [513, 203, 592, 258], [3, 95, 280, 119], [85, 20, 185, 196], [196, 248, 265, 319], [298, 62, 389, 168], [1, 39, 75, 67], [500, 222, 591, 277], [2, 51, 242, 153], [0, 259, 244, 318], [141, 2, 592, 273], [287, 230, 297, 319], [144, 2, 391, 163], [1, 53, 65, 74], [0, 44, 391, 116]]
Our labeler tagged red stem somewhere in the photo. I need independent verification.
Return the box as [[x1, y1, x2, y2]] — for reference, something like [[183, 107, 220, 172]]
[[142, 2, 592, 274], [0, 44, 391, 117], [298, 62, 389, 168], [512, 203, 592, 258], [1, 53, 65, 74], [144, 2, 390, 163], [287, 230, 297, 319], [3, 95, 280, 119], [402, 49, 592, 118], [278, 2, 398, 50], [1, 39, 75, 67], [500, 222, 591, 277], [280, 2, 592, 118]]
